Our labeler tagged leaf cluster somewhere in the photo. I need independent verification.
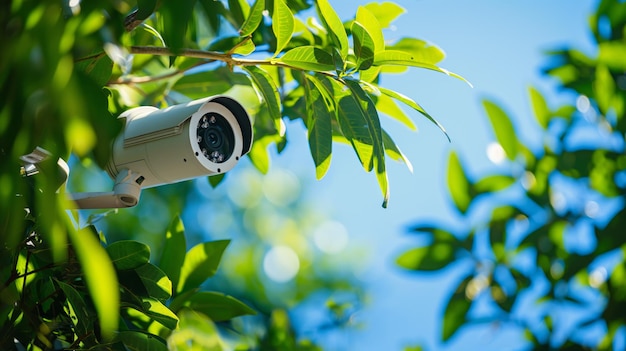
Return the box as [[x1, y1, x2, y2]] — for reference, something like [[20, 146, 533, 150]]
[[1, 215, 258, 350], [396, 0, 626, 348]]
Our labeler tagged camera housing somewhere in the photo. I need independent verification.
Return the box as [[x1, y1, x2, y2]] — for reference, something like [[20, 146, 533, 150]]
[[106, 95, 253, 189]]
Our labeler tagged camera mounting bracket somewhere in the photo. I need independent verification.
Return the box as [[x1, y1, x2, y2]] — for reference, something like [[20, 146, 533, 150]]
[[67, 168, 143, 209], [20, 147, 143, 209]]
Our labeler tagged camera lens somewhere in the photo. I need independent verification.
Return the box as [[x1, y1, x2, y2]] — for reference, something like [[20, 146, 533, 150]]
[[197, 112, 235, 164]]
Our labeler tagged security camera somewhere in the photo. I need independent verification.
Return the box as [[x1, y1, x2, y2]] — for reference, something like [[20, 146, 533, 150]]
[[107, 95, 253, 188], [62, 95, 253, 209]]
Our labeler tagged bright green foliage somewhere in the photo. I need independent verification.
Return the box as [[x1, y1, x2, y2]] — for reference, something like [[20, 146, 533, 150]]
[[398, 0, 626, 347], [0, 218, 253, 349], [1, 0, 462, 349]]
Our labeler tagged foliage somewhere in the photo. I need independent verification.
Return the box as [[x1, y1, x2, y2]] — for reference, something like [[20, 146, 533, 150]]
[[397, 0, 626, 348], [0, 217, 254, 349], [0, 0, 464, 349]]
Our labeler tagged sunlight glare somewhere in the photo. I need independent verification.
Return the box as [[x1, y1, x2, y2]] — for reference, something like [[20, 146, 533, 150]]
[[263, 246, 300, 283]]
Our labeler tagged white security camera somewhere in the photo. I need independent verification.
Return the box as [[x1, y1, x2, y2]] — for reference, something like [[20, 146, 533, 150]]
[[65, 95, 253, 209]]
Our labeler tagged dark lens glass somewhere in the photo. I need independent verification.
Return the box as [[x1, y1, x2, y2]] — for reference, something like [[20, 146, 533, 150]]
[[196, 112, 235, 164]]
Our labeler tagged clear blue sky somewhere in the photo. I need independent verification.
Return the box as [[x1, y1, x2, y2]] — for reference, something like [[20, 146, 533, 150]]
[[267, 1, 598, 350]]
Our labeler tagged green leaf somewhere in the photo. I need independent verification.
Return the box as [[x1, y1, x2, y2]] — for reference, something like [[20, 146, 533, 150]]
[[356, 6, 384, 53], [209, 36, 256, 56], [75, 54, 113, 87], [239, 0, 265, 36], [177, 240, 230, 294], [136, 0, 158, 21], [56, 280, 93, 338], [243, 66, 282, 125], [528, 86, 550, 129], [140, 297, 179, 330], [396, 244, 456, 271], [106, 240, 150, 271], [177, 291, 256, 321], [172, 71, 232, 99], [378, 86, 450, 141], [208, 173, 226, 188], [447, 151, 472, 214], [277, 46, 335, 72], [335, 84, 374, 171], [344, 79, 388, 207], [363, 2, 406, 28], [373, 50, 472, 86], [68, 227, 118, 340], [316, 0, 349, 60], [442, 275, 473, 341], [168, 310, 224, 350], [271, 0, 294, 57], [397, 226, 460, 271], [352, 21, 376, 71], [473, 175, 516, 194], [482, 99, 519, 161], [160, 0, 196, 53], [595, 64, 616, 115], [136, 263, 172, 301], [158, 216, 187, 296], [116, 331, 168, 351], [382, 129, 413, 172], [375, 92, 417, 131], [386, 38, 445, 65], [304, 75, 334, 179]]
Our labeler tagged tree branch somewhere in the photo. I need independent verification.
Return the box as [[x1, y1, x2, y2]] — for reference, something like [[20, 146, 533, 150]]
[[128, 46, 292, 69]]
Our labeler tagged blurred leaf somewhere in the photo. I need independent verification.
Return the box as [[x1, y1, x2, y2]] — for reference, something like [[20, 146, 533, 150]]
[[442, 275, 472, 341], [158, 216, 187, 296], [177, 240, 230, 294], [116, 330, 168, 351], [594, 64, 616, 115], [528, 86, 550, 129], [239, 0, 265, 36], [68, 227, 118, 340], [352, 21, 376, 71], [397, 244, 456, 271], [316, 0, 349, 60], [473, 175, 515, 194], [107, 240, 151, 271], [397, 226, 460, 271], [482, 98, 519, 161], [75, 54, 113, 87], [277, 46, 335, 72], [447, 151, 472, 214], [177, 291, 256, 321], [168, 309, 225, 351], [136, 0, 158, 21], [160, 0, 196, 53], [136, 263, 172, 301], [272, 0, 295, 57], [208, 174, 226, 188]]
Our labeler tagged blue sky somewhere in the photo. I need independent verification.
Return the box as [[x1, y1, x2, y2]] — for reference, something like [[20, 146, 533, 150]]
[[265, 0, 598, 350]]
